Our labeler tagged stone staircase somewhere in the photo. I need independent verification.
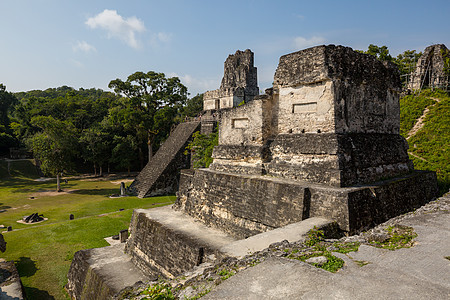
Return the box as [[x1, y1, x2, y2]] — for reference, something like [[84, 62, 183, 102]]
[[129, 121, 201, 198]]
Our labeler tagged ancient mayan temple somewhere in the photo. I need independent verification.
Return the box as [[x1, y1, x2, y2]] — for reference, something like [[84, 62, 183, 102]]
[[408, 44, 450, 91], [66, 45, 438, 299]]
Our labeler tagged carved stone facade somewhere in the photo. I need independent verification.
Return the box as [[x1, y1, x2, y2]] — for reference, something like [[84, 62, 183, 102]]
[[176, 45, 438, 236], [210, 45, 412, 187], [203, 49, 259, 111], [408, 44, 450, 90]]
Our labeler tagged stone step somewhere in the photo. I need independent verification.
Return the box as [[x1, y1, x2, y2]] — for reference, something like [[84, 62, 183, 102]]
[[221, 217, 332, 258], [125, 205, 334, 279], [129, 121, 201, 198], [66, 206, 334, 299], [125, 206, 238, 279], [65, 244, 149, 300]]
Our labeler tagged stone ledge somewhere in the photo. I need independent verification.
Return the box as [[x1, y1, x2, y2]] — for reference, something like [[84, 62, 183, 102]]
[[65, 244, 149, 300]]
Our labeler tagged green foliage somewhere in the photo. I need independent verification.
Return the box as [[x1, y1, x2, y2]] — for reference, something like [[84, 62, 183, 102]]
[[354, 260, 371, 267], [28, 116, 78, 177], [111, 135, 138, 174], [394, 49, 422, 86], [218, 268, 235, 280], [108, 71, 188, 162], [305, 226, 325, 247], [179, 93, 204, 120], [361, 44, 393, 61], [185, 131, 219, 168], [400, 89, 450, 194], [141, 283, 175, 300], [440, 48, 450, 76], [289, 252, 344, 273], [0, 84, 19, 155], [332, 241, 360, 254], [369, 225, 417, 250]]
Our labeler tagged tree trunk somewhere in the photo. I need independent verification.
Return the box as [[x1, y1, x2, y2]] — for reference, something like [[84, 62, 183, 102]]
[[138, 147, 144, 170], [99, 166, 103, 177], [57, 173, 62, 192], [94, 164, 97, 176], [127, 166, 130, 176], [107, 163, 110, 174], [148, 139, 153, 162]]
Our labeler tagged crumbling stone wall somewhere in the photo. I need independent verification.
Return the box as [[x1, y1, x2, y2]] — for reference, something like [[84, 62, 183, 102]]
[[274, 45, 401, 134], [408, 44, 450, 90], [203, 49, 259, 111]]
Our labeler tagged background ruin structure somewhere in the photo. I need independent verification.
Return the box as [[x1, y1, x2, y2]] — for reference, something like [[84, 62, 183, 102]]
[[408, 44, 450, 91], [66, 45, 438, 299]]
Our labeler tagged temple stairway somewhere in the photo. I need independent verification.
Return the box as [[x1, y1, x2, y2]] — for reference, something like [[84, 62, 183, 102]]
[[129, 121, 201, 198]]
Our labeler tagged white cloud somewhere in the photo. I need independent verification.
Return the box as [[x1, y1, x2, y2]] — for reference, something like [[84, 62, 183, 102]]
[[170, 73, 219, 95], [149, 32, 173, 48], [293, 36, 326, 49], [86, 9, 145, 49], [73, 41, 96, 53]]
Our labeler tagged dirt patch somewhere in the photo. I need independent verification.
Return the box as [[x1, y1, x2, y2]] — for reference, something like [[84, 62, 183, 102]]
[[29, 189, 79, 198], [10, 204, 31, 210], [110, 179, 134, 185]]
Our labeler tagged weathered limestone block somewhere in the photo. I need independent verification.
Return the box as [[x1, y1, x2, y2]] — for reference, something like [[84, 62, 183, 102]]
[[176, 169, 437, 235], [273, 45, 401, 134], [174, 169, 308, 239], [266, 133, 413, 187], [203, 49, 259, 111], [66, 244, 148, 300], [125, 206, 235, 278], [409, 44, 449, 90]]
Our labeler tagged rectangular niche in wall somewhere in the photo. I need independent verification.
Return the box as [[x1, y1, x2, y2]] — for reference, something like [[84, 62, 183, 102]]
[[292, 102, 317, 113], [232, 118, 249, 128]]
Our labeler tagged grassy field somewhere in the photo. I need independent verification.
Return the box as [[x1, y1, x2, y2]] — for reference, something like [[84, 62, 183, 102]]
[[400, 89, 450, 194], [0, 162, 175, 299]]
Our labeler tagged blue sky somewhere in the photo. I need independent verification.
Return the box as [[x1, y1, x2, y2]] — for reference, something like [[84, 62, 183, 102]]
[[1, 0, 449, 96]]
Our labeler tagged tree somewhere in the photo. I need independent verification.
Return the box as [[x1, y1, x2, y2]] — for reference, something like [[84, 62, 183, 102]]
[[0, 84, 18, 155], [108, 71, 188, 164], [29, 116, 77, 191], [185, 130, 218, 168], [80, 124, 112, 176], [179, 93, 203, 120], [363, 44, 393, 61], [111, 135, 138, 175]]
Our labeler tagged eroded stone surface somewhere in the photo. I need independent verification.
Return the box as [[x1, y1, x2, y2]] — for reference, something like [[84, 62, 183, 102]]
[[203, 49, 259, 111], [408, 44, 450, 90]]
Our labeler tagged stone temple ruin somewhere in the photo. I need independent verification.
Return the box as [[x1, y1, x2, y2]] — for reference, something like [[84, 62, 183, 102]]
[[408, 44, 450, 91], [66, 45, 438, 299]]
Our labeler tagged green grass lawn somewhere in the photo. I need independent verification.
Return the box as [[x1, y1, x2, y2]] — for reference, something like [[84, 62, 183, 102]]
[[0, 172, 175, 300]]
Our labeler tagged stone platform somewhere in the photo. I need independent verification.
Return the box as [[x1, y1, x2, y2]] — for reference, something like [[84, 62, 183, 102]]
[[66, 207, 336, 298], [176, 169, 438, 236], [65, 244, 149, 300]]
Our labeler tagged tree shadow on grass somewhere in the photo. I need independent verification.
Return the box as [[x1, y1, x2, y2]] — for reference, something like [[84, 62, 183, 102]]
[[23, 286, 55, 300], [15, 257, 37, 278], [69, 188, 119, 196], [0, 203, 11, 212]]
